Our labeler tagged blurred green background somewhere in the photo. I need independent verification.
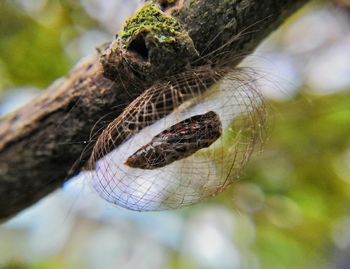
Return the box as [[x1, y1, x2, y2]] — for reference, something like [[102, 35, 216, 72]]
[[1, 0, 350, 269]]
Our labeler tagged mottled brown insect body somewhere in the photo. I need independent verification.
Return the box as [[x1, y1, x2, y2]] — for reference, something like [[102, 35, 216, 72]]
[[125, 111, 222, 169]]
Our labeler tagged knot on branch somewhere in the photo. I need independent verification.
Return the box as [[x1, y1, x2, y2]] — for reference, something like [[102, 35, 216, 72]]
[[100, 2, 198, 82]]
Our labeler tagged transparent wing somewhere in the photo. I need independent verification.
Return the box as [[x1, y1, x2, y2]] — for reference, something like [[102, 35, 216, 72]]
[[89, 67, 266, 211]]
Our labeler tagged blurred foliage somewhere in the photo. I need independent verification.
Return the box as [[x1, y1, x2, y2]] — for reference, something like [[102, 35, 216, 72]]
[[247, 91, 350, 269], [0, 0, 97, 91]]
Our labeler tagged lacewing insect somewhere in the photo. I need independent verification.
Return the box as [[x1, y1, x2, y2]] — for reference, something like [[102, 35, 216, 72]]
[[89, 67, 266, 211], [125, 111, 222, 170]]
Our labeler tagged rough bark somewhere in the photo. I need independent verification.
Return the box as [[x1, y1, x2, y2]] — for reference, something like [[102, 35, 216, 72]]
[[0, 0, 308, 221]]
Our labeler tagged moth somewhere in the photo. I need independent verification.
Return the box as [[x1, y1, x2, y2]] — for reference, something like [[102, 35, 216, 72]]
[[89, 67, 266, 211]]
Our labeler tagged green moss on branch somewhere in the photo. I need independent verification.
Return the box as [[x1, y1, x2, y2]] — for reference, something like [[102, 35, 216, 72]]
[[101, 2, 198, 81], [120, 3, 181, 45]]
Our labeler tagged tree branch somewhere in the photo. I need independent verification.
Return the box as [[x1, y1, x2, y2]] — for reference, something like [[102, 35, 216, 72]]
[[0, 0, 308, 220]]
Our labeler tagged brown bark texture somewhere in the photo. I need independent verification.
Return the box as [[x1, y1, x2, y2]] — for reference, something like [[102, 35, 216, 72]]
[[0, 0, 308, 221]]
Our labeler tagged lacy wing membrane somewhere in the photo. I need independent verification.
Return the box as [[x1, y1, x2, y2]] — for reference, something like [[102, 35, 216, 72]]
[[89, 68, 266, 211]]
